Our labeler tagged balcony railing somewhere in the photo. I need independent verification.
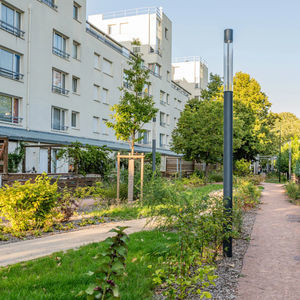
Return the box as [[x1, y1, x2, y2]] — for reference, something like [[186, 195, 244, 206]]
[[102, 7, 161, 20], [86, 22, 131, 59], [0, 67, 24, 80], [52, 124, 68, 131], [160, 100, 166, 105], [52, 47, 70, 59], [39, 0, 57, 9], [0, 114, 22, 124], [160, 122, 166, 127], [0, 20, 25, 38], [52, 85, 69, 96], [142, 66, 161, 79], [149, 46, 161, 56]]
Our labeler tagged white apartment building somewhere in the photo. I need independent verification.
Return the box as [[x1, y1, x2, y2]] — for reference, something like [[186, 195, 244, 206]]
[[172, 56, 208, 99], [0, 1, 190, 173]]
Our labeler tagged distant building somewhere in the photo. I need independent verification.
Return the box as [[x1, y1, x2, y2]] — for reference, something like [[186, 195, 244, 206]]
[[172, 56, 208, 99]]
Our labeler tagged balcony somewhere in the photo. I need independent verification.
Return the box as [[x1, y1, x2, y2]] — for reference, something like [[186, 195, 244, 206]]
[[38, 0, 57, 9], [52, 85, 69, 96], [0, 20, 25, 38], [160, 121, 166, 127], [142, 66, 161, 79], [0, 114, 22, 124], [160, 100, 166, 106], [52, 47, 70, 60], [0, 67, 24, 81], [149, 46, 161, 56]]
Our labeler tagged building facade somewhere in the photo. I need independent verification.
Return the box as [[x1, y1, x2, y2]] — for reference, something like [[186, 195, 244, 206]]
[[0, 1, 190, 173], [172, 56, 208, 99]]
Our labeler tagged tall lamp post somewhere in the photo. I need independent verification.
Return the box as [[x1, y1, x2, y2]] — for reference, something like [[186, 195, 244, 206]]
[[223, 29, 233, 257], [152, 117, 156, 172]]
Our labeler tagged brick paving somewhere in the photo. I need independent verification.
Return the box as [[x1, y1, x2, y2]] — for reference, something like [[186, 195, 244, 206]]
[[238, 183, 300, 300]]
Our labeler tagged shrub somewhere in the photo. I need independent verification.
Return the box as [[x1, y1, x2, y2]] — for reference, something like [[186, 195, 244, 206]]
[[181, 173, 204, 187], [208, 171, 223, 183], [234, 159, 251, 177], [295, 158, 300, 177], [234, 179, 261, 210], [244, 174, 264, 185], [285, 182, 300, 201], [0, 174, 60, 232]]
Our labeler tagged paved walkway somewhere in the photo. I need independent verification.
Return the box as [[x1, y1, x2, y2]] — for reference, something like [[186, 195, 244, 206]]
[[238, 183, 300, 300], [0, 218, 150, 267]]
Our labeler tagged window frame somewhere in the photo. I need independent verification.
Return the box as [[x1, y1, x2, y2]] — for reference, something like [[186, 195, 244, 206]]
[[51, 106, 67, 131]]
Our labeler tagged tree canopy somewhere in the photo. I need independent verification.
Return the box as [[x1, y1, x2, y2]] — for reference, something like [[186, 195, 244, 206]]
[[171, 72, 277, 164]]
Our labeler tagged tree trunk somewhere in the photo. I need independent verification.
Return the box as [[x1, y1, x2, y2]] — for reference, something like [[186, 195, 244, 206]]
[[128, 137, 135, 202]]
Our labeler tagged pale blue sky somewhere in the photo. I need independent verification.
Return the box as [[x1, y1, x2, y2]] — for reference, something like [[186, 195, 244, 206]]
[[87, 0, 300, 117]]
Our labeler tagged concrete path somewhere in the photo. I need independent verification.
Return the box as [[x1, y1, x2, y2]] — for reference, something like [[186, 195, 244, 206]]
[[238, 183, 300, 300], [0, 218, 150, 267]]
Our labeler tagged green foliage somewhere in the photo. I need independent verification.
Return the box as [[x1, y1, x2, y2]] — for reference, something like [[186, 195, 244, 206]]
[[8, 142, 25, 173], [57, 142, 111, 176], [207, 171, 223, 183], [234, 159, 251, 177], [79, 226, 129, 300], [171, 99, 223, 164], [181, 173, 204, 187], [0, 174, 60, 233], [106, 40, 158, 152], [200, 73, 223, 101], [273, 112, 300, 144], [234, 179, 261, 210], [295, 158, 300, 177], [285, 182, 300, 201]]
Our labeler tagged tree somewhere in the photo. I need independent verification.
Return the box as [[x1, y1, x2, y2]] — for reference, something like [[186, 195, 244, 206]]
[[171, 72, 276, 167], [106, 40, 158, 201], [273, 112, 300, 144], [200, 73, 223, 101], [171, 99, 223, 173], [57, 142, 111, 177]]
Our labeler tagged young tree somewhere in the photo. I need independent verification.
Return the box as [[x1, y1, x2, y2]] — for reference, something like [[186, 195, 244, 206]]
[[106, 41, 158, 201]]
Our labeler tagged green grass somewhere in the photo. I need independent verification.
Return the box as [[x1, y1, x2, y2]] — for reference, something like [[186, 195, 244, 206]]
[[89, 184, 223, 220], [0, 230, 179, 300]]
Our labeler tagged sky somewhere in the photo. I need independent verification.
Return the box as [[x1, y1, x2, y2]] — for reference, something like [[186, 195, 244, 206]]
[[87, 0, 300, 117]]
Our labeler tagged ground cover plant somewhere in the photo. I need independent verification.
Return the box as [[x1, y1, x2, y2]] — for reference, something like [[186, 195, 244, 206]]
[[285, 182, 300, 204]]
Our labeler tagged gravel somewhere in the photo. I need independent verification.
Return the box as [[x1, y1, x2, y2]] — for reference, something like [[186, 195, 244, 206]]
[[203, 209, 257, 300]]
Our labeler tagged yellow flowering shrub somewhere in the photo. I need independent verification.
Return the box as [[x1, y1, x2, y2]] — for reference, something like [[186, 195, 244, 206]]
[[0, 174, 60, 233]]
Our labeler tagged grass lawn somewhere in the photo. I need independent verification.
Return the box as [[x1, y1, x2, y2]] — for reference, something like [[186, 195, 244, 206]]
[[89, 183, 223, 220], [0, 230, 179, 300]]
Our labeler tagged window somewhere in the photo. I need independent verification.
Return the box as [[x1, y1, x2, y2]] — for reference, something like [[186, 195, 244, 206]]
[[160, 91, 165, 105], [102, 119, 108, 135], [138, 131, 150, 144], [102, 88, 109, 104], [73, 2, 80, 21], [72, 41, 80, 59], [103, 58, 112, 75], [166, 94, 170, 104], [159, 134, 165, 147], [108, 24, 117, 35], [0, 48, 22, 80], [167, 71, 170, 81], [1, 3, 24, 37], [174, 117, 177, 126], [93, 116, 99, 133], [71, 111, 79, 128], [160, 112, 166, 127], [53, 32, 69, 59], [0, 95, 21, 124], [39, 0, 57, 9], [72, 76, 79, 93], [166, 135, 169, 145], [93, 84, 100, 101], [123, 71, 130, 89], [148, 63, 160, 76], [52, 107, 67, 131], [52, 69, 68, 95], [94, 53, 100, 69], [166, 114, 170, 125], [165, 27, 168, 39]]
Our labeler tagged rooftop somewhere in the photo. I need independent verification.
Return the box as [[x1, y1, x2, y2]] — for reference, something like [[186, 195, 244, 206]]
[[99, 7, 162, 20], [173, 56, 207, 65]]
